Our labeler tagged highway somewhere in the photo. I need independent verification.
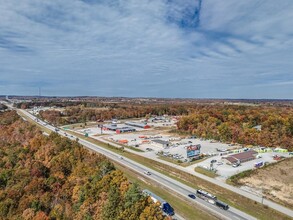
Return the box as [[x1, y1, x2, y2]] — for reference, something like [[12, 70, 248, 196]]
[[16, 107, 257, 220], [99, 137, 293, 218]]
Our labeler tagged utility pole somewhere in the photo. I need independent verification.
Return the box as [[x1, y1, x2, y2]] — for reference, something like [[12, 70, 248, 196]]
[[261, 188, 265, 204]]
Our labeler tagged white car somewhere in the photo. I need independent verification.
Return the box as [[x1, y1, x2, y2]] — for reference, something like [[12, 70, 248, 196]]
[[144, 171, 151, 175]]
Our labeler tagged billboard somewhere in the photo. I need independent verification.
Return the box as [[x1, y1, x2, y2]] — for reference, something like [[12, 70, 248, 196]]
[[187, 144, 201, 158]]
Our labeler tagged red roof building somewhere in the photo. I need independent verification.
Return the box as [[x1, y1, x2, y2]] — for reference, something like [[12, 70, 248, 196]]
[[222, 150, 258, 164]]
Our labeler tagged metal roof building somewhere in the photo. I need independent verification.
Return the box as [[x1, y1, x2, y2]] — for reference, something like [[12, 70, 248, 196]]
[[116, 127, 136, 133], [223, 150, 258, 164], [125, 121, 151, 129], [151, 139, 170, 148]]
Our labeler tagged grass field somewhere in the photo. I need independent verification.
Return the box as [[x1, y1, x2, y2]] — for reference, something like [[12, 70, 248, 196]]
[[194, 167, 218, 178]]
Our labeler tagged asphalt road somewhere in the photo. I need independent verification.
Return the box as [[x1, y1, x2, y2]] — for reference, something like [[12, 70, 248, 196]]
[[17, 108, 257, 220]]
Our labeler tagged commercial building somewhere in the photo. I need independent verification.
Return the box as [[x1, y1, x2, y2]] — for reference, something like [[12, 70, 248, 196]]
[[151, 139, 170, 148], [102, 124, 118, 131], [116, 127, 136, 134], [222, 150, 258, 165], [125, 121, 151, 129]]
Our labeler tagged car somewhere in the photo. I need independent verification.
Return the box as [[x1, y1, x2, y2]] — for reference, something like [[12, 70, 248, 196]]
[[217, 162, 223, 165], [144, 171, 151, 175], [211, 159, 217, 163], [232, 163, 240, 167], [188, 194, 196, 199]]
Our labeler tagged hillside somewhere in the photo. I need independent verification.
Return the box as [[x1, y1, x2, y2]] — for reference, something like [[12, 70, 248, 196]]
[[0, 111, 166, 220]]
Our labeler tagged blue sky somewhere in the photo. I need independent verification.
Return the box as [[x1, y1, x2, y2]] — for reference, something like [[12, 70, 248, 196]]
[[0, 0, 293, 99]]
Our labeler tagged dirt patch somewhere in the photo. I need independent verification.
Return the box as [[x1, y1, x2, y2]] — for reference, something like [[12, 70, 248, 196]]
[[238, 158, 293, 209]]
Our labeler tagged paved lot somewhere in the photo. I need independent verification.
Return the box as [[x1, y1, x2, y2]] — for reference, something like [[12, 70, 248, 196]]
[[196, 152, 291, 178], [73, 123, 292, 179]]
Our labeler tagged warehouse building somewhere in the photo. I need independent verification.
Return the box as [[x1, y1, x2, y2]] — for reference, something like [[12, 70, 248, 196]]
[[151, 139, 170, 148], [125, 121, 151, 129], [116, 127, 136, 134], [222, 150, 258, 165], [102, 124, 117, 131]]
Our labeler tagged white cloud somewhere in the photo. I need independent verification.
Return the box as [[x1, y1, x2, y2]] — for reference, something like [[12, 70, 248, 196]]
[[0, 0, 292, 98]]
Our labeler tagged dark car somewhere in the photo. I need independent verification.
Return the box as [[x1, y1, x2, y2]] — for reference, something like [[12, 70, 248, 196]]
[[188, 194, 196, 199]]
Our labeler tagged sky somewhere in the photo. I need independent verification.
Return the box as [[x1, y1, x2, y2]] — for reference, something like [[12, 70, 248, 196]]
[[0, 0, 293, 99]]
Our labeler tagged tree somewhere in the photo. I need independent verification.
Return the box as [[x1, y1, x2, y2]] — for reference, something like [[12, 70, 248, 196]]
[[124, 183, 142, 208], [102, 186, 121, 220]]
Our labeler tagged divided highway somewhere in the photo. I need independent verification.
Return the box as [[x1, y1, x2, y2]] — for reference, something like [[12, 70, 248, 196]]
[[18, 108, 256, 220]]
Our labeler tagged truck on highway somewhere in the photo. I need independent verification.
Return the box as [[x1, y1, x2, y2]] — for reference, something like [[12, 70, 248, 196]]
[[215, 200, 229, 210], [196, 189, 217, 200], [143, 190, 174, 216]]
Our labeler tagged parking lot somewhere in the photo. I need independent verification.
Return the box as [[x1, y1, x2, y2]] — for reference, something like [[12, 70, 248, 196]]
[[69, 121, 292, 180], [196, 152, 291, 178]]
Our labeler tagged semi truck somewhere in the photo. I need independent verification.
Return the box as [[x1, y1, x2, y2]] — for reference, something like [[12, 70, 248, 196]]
[[196, 189, 229, 210], [196, 189, 217, 200], [143, 190, 174, 216], [215, 200, 229, 210]]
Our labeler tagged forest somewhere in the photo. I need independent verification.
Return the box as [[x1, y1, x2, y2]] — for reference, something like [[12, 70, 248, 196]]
[[38, 103, 189, 125], [35, 101, 293, 150], [0, 111, 167, 220], [177, 105, 293, 151]]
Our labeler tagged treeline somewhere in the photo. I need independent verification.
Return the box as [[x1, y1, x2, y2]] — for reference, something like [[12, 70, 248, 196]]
[[39, 104, 190, 125], [0, 111, 167, 220], [177, 105, 293, 151]]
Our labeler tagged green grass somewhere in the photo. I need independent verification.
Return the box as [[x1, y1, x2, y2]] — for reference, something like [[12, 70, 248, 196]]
[[157, 156, 183, 165], [105, 139, 144, 152], [158, 155, 208, 167], [227, 169, 254, 186], [194, 167, 218, 178], [21, 114, 292, 220]]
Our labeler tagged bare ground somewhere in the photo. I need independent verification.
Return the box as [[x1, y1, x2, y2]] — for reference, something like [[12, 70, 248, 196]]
[[238, 157, 293, 209]]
